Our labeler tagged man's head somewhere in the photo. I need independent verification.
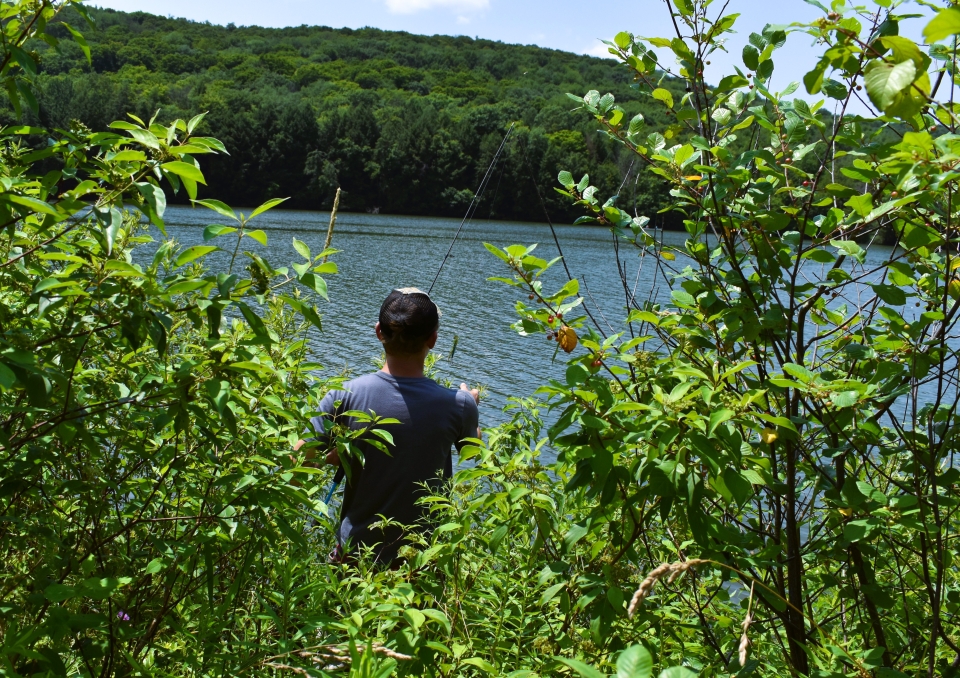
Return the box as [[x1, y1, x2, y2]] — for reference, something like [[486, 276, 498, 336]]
[[376, 287, 440, 357]]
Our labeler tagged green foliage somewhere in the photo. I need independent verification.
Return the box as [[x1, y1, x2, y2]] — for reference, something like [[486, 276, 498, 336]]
[[488, 1, 960, 676], [0, 4, 701, 677], [8, 0, 960, 677], [2, 5, 693, 224]]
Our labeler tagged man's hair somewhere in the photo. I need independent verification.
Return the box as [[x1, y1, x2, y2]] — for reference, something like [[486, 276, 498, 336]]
[[378, 287, 441, 355]]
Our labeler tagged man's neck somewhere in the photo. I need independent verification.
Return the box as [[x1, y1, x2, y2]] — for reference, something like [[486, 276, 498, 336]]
[[381, 354, 426, 378]]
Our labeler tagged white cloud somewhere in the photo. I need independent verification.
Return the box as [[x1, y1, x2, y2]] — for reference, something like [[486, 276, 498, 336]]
[[583, 42, 616, 59], [385, 0, 489, 14], [456, 14, 470, 24]]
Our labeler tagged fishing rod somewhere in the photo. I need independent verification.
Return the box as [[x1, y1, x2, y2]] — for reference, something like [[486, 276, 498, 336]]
[[428, 122, 516, 295], [322, 123, 517, 511]]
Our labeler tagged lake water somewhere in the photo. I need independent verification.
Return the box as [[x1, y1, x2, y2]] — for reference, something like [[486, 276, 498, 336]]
[[157, 205, 681, 428], [155, 206, 948, 443]]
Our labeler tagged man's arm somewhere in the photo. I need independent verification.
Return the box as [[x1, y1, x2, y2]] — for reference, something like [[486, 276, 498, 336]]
[[293, 392, 345, 467], [459, 383, 481, 440], [293, 438, 340, 467]]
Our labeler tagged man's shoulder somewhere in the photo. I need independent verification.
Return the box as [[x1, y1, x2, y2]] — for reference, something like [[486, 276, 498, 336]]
[[453, 386, 479, 415], [344, 372, 389, 390]]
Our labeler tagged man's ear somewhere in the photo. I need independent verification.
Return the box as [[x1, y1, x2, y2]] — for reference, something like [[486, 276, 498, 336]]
[[425, 330, 439, 350], [375, 322, 385, 343]]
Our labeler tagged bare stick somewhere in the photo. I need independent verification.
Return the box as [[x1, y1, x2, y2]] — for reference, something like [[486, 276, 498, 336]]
[[322, 187, 341, 263]]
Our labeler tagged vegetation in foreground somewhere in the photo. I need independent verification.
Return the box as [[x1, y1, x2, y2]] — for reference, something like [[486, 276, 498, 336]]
[[2, 0, 960, 677]]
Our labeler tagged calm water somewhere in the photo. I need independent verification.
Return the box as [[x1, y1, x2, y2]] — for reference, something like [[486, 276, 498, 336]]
[[157, 205, 682, 427], [154, 206, 950, 438]]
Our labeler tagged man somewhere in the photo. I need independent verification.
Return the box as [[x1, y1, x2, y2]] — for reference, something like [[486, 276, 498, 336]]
[[297, 287, 480, 565]]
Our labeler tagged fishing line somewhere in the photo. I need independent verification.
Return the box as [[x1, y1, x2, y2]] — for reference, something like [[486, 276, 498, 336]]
[[427, 122, 516, 295], [486, 144, 510, 220], [516, 134, 608, 338], [323, 124, 516, 510]]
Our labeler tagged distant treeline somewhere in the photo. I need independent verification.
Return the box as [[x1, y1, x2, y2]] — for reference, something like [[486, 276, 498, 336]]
[[12, 8, 689, 223]]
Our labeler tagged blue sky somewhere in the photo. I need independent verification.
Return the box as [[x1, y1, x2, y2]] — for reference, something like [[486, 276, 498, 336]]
[[93, 0, 937, 115]]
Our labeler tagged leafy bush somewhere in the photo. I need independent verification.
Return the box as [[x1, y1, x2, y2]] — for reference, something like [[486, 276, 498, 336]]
[[5, 0, 960, 677], [487, 0, 960, 675]]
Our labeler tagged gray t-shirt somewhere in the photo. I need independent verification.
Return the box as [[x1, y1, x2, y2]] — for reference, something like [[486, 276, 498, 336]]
[[311, 371, 479, 560]]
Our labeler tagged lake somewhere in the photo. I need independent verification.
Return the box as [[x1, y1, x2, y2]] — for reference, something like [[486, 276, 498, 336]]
[[156, 206, 941, 444], [158, 205, 681, 429]]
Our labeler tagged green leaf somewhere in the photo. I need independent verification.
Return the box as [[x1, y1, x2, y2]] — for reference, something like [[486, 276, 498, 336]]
[[830, 390, 859, 408], [62, 22, 91, 64], [403, 608, 426, 631], [203, 224, 237, 241], [652, 88, 674, 109], [924, 8, 960, 43], [723, 468, 753, 505], [123, 127, 160, 150], [879, 36, 929, 70], [843, 518, 880, 542], [614, 31, 632, 50], [804, 62, 826, 94], [163, 161, 206, 185], [463, 658, 499, 674], [0, 362, 16, 389], [4, 194, 59, 216], [187, 112, 207, 134], [540, 582, 566, 606], [872, 284, 906, 306], [78, 577, 131, 600], [145, 559, 165, 575], [822, 79, 848, 100], [658, 669, 697, 678], [742, 45, 760, 71], [421, 608, 451, 634], [44, 584, 75, 602], [671, 290, 696, 307], [555, 657, 607, 678], [175, 245, 218, 267], [100, 208, 122, 255], [711, 108, 732, 125], [564, 523, 589, 551], [708, 408, 734, 436], [293, 238, 311, 259], [245, 230, 268, 246], [831, 239, 865, 263], [300, 272, 329, 300], [617, 645, 653, 678], [193, 199, 237, 222], [783, 363, 816, 382], [249, 197, 289, 219], [863, 59, 916, 112], [9, 46, 37, 77], [715, 74, 748, 94], [137, 182, 167, 229], [236, 302, 271, 342]]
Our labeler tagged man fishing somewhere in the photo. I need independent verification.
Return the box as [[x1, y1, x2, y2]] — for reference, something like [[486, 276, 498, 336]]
[[296, 287, 480, 565]]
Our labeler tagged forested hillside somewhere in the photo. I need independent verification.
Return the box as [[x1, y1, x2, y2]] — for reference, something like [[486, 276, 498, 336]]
[[18, 8, 683, 221]]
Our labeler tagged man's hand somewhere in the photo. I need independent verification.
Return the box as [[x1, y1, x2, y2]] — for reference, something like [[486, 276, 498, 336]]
[[293, 439, 339, 467], [460, 383, 481, 439], [460, 383, 479, 405]]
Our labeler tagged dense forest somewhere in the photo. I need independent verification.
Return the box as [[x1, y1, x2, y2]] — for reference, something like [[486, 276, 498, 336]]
[[14, 7, 685, 222]]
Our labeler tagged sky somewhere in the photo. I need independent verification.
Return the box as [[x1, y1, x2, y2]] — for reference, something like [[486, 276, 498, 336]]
[[92, 0, 938, 116]]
